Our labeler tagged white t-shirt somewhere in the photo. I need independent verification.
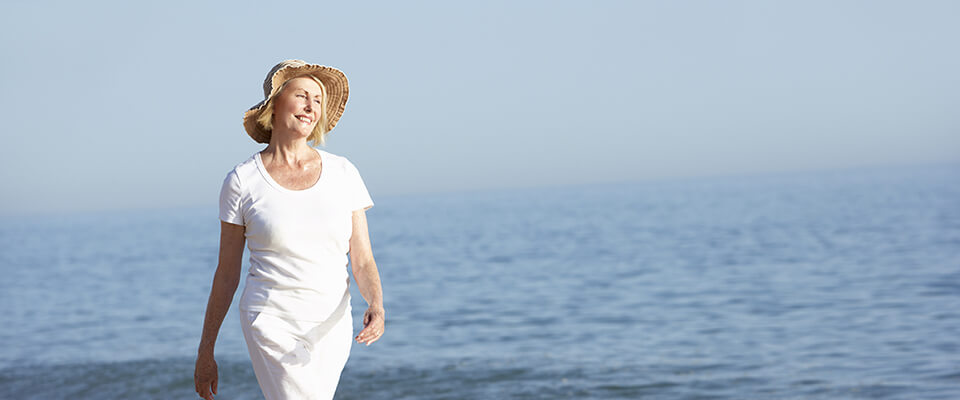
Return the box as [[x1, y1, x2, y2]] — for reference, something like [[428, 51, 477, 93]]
[[219, 148, 374, 322]]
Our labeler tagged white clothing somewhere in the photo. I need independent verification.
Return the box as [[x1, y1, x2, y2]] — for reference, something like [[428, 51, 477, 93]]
[[240, 298, 353, 400], [219, 148, 373, 399], [219, 148, 374, 322]]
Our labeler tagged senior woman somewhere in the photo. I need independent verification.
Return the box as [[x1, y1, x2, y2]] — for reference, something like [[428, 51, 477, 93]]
[[194, 60, 385, 400]]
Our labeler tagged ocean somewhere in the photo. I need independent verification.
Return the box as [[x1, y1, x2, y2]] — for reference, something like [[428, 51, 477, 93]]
[[1, 164, 958, 399]]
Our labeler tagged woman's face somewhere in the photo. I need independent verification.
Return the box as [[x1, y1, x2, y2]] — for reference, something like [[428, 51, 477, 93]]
[[271, 76, 323, 139]]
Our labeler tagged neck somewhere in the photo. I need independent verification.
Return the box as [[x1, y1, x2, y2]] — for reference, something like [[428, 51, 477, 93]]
[[263, 130, 314, 165]]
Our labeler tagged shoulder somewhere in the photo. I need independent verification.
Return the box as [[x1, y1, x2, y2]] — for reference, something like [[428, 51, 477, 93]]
[[223, 152, 259, 186], [318, 149, 360, 173]]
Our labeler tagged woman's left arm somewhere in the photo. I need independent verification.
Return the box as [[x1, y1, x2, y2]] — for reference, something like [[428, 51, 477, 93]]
[[350, 208, 385, 345]]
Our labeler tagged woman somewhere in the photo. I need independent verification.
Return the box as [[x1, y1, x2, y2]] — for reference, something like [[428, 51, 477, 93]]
[[194, 60, 385, 400]]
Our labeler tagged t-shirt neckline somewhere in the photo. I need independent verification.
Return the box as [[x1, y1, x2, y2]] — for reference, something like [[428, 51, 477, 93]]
[[254, 147, 325, 193]]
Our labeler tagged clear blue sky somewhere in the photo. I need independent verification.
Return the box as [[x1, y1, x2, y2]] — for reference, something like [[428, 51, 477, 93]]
[[1, 0, 957, 215]]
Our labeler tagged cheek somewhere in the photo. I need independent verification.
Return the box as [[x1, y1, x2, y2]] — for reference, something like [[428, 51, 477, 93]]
[[275, 94, 300, 112], [276, 99, 293, 113]]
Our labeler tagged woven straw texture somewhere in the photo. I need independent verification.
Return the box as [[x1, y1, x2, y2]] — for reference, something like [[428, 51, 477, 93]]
[[243, 60, 349, 143]]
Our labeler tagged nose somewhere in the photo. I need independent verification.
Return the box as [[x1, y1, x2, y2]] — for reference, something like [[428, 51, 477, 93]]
[[304, 101, 312, 112]]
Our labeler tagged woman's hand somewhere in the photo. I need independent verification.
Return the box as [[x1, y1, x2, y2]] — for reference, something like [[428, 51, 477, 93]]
[[355, 306, 385, 346], [194, 352, 219, 400], [194, 222, 245, 399], [349, 209, 386, 346]]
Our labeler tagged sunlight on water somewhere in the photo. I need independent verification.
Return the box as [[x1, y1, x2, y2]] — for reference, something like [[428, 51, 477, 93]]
[[1, 164, 959, 399]]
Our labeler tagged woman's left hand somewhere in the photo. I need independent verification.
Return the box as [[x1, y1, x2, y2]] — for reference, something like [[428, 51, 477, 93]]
[[355, 306, 385, 346]]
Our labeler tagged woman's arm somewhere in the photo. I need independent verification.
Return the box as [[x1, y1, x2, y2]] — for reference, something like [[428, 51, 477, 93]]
[[194, 221, 246, 400], [349, 209, 385, 346]]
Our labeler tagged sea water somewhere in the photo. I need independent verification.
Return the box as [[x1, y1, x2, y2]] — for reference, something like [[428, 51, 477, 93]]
[[1, 164, 958, 399]]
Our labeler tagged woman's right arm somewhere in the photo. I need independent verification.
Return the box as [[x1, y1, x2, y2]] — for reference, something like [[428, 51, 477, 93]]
[[194, 221, 246, 400]]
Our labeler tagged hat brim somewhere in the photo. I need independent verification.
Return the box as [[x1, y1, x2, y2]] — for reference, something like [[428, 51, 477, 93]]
[[243, 63, 349, 144]]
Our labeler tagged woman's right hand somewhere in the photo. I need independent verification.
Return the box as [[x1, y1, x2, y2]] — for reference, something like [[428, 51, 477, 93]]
[[194, 222, 246, 399], [194, 352, 218, 400]]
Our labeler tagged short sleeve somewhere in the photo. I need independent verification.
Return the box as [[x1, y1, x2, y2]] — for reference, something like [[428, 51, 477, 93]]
[[219, 170, 244, 225], [345, 161, 374, 212]]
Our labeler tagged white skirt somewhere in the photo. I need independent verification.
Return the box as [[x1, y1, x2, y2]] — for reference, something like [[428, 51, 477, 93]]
[[240, 292, 353, 400]]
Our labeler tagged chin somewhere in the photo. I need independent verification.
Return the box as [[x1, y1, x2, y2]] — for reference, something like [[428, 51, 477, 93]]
[[287, 127, 312, 139]]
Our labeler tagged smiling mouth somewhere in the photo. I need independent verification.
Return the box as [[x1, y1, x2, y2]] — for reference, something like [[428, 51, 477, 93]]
[[297, 115, 313, 124]]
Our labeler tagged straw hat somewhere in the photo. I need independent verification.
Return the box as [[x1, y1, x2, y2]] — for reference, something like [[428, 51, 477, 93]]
[[243, 60, 349, 143]]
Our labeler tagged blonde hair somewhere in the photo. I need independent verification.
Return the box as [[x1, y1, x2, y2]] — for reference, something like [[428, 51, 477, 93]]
[[255, 74, 330, 146]]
